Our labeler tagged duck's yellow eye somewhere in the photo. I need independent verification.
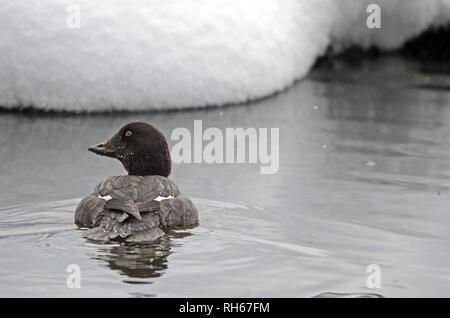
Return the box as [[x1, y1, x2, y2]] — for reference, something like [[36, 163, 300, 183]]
[[125, 130, 133, 137]]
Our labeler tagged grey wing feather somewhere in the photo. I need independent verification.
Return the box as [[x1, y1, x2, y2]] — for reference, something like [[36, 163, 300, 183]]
[[138, 201, 160, 212], [159, 194, 198, 228], [125, 228, 165, 243], [75, 194, 105, 228], [83, 209, 163, 242], [104, 198, 142, 220]]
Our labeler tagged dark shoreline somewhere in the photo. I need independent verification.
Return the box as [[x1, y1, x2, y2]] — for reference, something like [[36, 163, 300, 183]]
[[314, 24, 450, 68]]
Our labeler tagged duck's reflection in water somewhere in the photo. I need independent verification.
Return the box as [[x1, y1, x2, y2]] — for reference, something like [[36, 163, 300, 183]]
[[89, 230, 193, 282]]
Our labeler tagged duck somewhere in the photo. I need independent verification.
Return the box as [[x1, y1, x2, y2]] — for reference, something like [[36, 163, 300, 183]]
[[75, 122, 198, 243]]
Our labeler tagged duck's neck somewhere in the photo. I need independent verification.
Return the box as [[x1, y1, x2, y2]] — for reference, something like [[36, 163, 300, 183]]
[[123, 152, 171, 177]]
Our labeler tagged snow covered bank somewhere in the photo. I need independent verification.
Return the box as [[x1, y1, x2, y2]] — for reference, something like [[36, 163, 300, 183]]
[[0, 0, 449, 112]]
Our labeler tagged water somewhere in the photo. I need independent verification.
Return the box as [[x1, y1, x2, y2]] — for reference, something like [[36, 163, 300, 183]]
[[1, 56, 450, 297]]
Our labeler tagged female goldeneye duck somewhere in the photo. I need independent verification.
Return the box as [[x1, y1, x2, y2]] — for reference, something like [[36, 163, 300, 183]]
[[75, 122, 198, 243]]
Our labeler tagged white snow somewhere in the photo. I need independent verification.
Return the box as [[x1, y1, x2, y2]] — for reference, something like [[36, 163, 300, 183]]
[[0, 0, 449, 112]]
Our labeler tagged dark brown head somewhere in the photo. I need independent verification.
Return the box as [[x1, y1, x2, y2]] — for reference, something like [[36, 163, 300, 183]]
[[88, 122, 171, 177]]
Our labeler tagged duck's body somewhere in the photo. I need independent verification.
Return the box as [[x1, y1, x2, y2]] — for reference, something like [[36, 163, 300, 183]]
[[74, 122, 198, 243]]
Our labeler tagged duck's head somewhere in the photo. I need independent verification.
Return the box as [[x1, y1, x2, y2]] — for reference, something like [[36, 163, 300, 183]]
[[88, 122, 171, 177]]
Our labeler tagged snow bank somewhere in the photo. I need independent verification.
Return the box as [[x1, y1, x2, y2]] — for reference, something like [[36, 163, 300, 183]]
[[0, 0, 449, 112]]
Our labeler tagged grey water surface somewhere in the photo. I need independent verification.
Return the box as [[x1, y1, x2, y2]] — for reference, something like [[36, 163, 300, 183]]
[[0, 56, 449, 297]]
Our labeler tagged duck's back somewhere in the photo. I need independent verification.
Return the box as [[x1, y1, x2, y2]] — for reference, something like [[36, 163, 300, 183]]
[[75, 175, 198, 242]]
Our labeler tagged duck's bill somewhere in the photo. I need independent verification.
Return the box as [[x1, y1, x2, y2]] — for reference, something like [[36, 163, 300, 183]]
[[88, 142, 117, 158]]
